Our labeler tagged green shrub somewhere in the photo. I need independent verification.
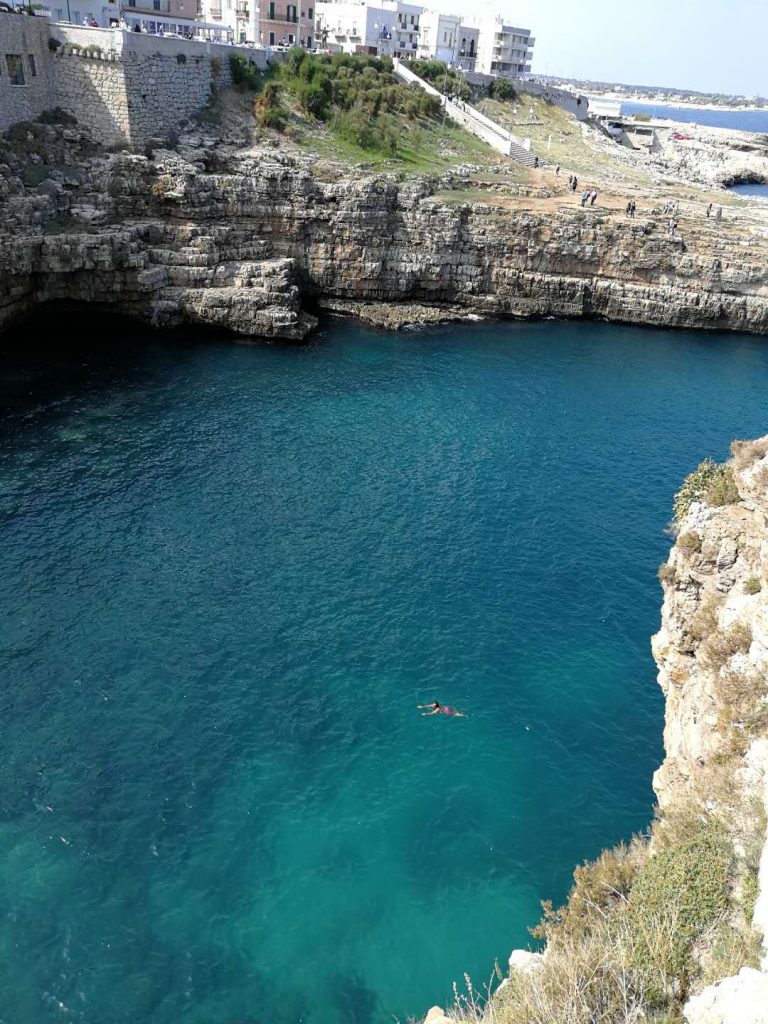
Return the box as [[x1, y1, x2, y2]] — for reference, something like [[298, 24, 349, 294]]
[[630, 824, 730, 981], [658, 563, 677, 585], [489, 77, 517, 101], [333, 106, 376, 149], [674, 459, 739, 523], [744, 575, 762, 595], [229, 53, 262, 91], [37, 107, 77, 126], [253, 81, 287, 130], [533, 837, 647, 943]]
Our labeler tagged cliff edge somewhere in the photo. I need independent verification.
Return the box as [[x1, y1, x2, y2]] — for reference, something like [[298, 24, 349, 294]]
[[443, 441, 768, 1024]]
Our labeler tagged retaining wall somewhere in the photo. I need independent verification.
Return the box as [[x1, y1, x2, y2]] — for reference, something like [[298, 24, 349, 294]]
[[1, 18, 269, 143]]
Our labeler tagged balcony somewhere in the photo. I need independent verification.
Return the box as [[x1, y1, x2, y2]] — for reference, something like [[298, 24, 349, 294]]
[[236, 1, 249, 13]]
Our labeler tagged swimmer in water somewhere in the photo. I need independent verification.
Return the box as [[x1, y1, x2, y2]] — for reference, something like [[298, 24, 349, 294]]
[[418, 702, 465, 718]]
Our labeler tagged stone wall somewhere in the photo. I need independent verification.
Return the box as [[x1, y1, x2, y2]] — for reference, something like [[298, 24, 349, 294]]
[[462, 70, 589, 122], [0, 14, 55, 133], [1, 20, 269, 144], [50, 26, 269, 143]]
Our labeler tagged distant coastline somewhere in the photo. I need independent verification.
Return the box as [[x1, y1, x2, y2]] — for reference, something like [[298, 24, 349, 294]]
[[586, 93, 764, 113]]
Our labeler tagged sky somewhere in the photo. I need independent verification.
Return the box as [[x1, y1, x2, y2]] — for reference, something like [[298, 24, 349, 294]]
[[442, 0, 767, 97]]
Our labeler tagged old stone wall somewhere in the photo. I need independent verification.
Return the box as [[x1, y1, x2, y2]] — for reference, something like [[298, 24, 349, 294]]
[[50, 27, 269, 143], [0, 14, 55, 133], [2, 20, 269, 143]]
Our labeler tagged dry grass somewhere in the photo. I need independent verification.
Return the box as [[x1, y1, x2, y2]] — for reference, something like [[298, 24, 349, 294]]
[[701, 622, 753, 671], [730, 437, 768, 471], [689, 598, 722, 643], [678, 531, 701, 554]]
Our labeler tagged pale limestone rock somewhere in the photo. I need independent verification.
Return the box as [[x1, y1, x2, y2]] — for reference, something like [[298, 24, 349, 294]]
[[4, 124, 768, 340], [508, 949, 544, 974], [423, 1007, 452, 1024], [683, 968, 768, 1024]]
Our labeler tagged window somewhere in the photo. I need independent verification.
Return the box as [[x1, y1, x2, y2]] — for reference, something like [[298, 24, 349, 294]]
[[55, 8, 64, 18], [153, 0, 160, 9], [268, 1, 275, 17], [306, 34, 311, 46], [288, 32, 294, 42], [28, 54, 36, 76], [307, 7, 312, 18], [269, 30, 275, 43], [6, 54, 25, 85]]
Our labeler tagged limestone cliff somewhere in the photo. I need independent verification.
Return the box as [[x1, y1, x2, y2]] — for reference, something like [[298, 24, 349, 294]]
[[652, 441, 768, 1022], [491, 444, 768, 1024], [3, 120, 768, 340]]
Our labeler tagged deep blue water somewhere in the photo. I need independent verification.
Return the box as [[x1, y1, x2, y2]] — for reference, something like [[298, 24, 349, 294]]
[[621, 100, 768, 133], [729, 182, 768, 199], [1, 313, 768, 1024]]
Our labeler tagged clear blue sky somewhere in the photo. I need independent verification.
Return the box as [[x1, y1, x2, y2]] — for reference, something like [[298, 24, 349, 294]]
[[446, 0, 767, 97]]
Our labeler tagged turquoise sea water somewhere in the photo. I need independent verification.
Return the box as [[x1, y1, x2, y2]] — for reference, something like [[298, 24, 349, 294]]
[[2, 314, 768, 1024]]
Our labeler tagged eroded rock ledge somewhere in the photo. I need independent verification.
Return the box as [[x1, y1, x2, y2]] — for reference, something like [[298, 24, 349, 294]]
[[3, 123, 768, 340]]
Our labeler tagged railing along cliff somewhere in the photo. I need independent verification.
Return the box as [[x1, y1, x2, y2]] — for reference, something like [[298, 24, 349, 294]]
[[392, 59, 538, 166]]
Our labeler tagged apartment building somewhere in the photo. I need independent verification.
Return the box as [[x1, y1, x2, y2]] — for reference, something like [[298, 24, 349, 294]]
[[258, 0, 315, 47], [474, 15, 533, 77], [199, 0, 313, 45], [416, 7, 458, 63], [315, 3, 534, 75], [315, 0, 420, 58], [123, 0, 198, 26]]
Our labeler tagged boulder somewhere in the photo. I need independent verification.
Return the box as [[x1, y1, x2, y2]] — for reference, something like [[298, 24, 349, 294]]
[[684, 967, 768, 1024]]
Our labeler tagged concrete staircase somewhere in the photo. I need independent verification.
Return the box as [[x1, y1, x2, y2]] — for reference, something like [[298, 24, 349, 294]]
[[392, 59, 539, 168]]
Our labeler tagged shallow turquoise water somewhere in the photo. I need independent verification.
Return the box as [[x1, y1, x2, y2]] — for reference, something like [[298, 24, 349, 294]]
[[1, 314, 768, 1024]]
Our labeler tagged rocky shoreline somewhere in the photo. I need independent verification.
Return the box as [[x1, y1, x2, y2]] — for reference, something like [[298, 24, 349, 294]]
[[3, 114, 768, 343]]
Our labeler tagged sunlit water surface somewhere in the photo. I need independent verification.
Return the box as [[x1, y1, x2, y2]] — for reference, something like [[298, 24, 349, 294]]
[[2, 314, 768, 1024]]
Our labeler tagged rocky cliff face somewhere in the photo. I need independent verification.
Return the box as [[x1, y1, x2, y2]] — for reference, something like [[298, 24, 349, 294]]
[[652, 440, 768, 1023], [3, 121, 768, 340]]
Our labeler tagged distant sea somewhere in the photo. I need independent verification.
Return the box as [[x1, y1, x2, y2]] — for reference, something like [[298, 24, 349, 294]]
[[621, 100, 768, 134]]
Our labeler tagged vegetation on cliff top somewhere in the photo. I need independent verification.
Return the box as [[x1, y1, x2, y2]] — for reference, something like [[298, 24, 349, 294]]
[[673, 458, 739, 523], [227, 50, 505, 173]]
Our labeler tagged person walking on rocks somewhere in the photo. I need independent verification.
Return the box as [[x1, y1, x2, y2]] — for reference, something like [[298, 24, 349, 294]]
[[572, 175, 578, 192], [590, 190, 598, 206], [630, 200, 636, 218], [581, 189, 590, 207], [534, 155, 539, 168], [626, 200, 632, 217], [716, 206, 723, 221], [555, 164, 560, 175], [706, 202, 713, 218]]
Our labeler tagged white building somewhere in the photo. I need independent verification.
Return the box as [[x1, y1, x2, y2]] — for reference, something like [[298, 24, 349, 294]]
[[316, 3, 534, 74], [474, 15, 533, 77], [455, 22, 477, 69], [417, 7, 458, 63], [316, 0, 421, 58], [199, 0, 260, 44], [43, 0, 120, 26]]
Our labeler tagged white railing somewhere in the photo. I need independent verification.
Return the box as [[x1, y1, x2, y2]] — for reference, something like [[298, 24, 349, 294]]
[[392, 59, 535, 161]]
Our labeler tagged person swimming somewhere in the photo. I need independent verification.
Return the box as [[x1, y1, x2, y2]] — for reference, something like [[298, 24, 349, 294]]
[[418, 702, 465, 718]]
